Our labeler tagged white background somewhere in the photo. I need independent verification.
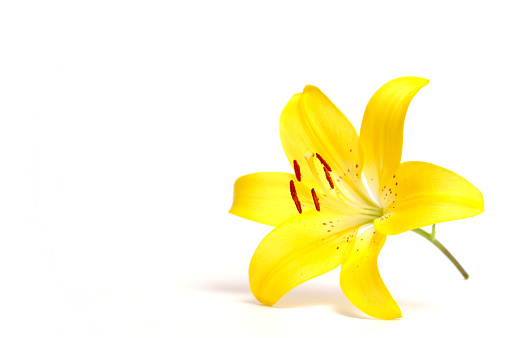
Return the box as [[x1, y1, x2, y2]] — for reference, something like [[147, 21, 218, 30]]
[[0, 1, 507, 337]]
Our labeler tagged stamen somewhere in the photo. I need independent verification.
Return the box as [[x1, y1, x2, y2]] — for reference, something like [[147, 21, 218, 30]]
[[316, 153, 332, 172], [323, 167, 334, 189], [289, 180, 302, 214], [311, 188, 320, 211], [293, 160, 302, 182], [303, 152, 380, 217]]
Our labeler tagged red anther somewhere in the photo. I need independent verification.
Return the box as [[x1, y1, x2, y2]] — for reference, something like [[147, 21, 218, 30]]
[[293, 160, 302, 182], [323, 167, 334, 189], [315, 153, 332, 172], [289, 180, 302, 214], [311, 188, 320, 211]]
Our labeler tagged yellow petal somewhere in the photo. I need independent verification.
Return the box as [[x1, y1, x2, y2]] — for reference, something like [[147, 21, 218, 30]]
[[229, 172, 315, 227], [249, 210, 370, 305], [279, 87, 373, 206], [359, 77, 429, 202], [340, 227, 401, 320], [374, 161, 484, 235]]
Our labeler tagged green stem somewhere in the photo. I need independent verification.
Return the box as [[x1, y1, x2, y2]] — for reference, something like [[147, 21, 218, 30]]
[[412, 225, 469, 280]]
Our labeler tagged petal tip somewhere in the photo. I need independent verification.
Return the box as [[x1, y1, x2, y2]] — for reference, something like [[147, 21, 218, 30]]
[[479, 191, 485, 212], [395, 309, 403, 319], [380, 77, 430, 94], [303, 84, 318, 93], [370, 304, 402, 320], [249, 275, 281, 306], [396, 76, 430, 86]]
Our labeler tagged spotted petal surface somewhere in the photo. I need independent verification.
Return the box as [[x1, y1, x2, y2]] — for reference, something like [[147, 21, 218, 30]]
[[374, 161, 484, 235], [249, 210, 371, 305]]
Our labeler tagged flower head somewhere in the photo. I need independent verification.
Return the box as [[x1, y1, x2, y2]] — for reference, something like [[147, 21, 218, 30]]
[[229, 77, 484, 319]]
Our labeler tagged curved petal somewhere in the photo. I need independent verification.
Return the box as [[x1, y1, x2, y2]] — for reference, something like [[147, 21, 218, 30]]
[[359, 77, 429, 202], [249, 210, 370, 305], [340, 227, 401, 320], [279, 87, 373, 206], [374, 161, 484, 235], [229, 172, 315, 226]]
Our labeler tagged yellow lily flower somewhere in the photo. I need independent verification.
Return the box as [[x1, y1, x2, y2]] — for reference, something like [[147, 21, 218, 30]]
[[229, 77, 484, 320]]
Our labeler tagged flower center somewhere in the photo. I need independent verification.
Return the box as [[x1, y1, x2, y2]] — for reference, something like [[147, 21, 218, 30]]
[[289, 153, 383, 219]]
